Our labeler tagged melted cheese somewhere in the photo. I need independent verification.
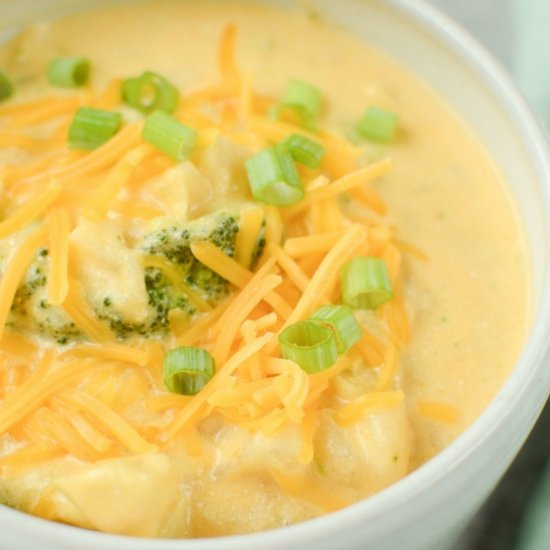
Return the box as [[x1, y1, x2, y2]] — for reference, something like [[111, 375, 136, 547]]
[[0, 0, 528, 539]]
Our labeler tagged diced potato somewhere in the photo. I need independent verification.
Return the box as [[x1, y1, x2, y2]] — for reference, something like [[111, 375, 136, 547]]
[[54, 454, 183, 537], [315, 403, 412, 500], [199, 137, 251, 204], [142, 162, 213, 221], [70, 221, 152, 325]]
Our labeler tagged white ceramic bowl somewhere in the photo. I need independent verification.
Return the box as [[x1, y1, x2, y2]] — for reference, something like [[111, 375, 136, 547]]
[[1, 1, 550, 549]]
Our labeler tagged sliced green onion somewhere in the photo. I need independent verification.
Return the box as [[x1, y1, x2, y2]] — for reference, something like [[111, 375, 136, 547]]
[[310, 305, 362, 353], [47, 57, 90, 88], [272, 79, 322, 131], [341, 257, 393, 310], [163, 347, 215, 395], [245, 145, 304, 206], [279, 321, 338, 374], [68, 107, 122, 150], [357, 107, 399, 143], [0, 71, 14, 102], [283, 79, 322, 120], [281, 134, 325, 170], [122, 71, 179, 115], [142, 110, 198, 161]]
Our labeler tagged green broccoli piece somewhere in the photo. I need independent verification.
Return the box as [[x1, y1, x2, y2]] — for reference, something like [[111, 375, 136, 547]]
[[141, 212, 238, 263], [92, 278, 191, 340], [10, 248, 47, 317], [208, 215, 239, 256], [186, 262, 225, 296], [144, 267, 196, 331], [15, 292, 83, 345], [35, 310, 82, 345], [6, 210, 261, 343], [140, 211, 239, 304], [141, 226, 194, 269], [7, 248, 82, 344], [93, 212, 241, 338], [94, 302, 146, 340]]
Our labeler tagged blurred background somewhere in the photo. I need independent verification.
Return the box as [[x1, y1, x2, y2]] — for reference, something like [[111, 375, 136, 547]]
[[429, 1, 550, 549], [432, 0, 549, 125]]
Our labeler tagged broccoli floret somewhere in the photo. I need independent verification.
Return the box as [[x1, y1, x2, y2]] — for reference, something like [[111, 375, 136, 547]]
[[92, 212, 241, 338], [92, 276, 190, 340], [140, 212, 239, 303], [94, 304, 145, 340], [6, 211, 259, 343], [186, 262, 228, 301], [144, 267, 196, 330], [10, 247, 47, 318], [182, 214, 240, 299], [208, 215, 239, 256], [142, 212, 238, 263], [7, 248, 82, 344], [10, 286, 31, 321], [35, 309, 82, 345], [95, 266, 199, 340], [142, 226, 194, 268]]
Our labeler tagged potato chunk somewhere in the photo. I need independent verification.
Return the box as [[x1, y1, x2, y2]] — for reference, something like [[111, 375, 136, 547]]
[[70, 220, 152, 325], [54, 454, 181, 537], [315, 403, 412, 500]]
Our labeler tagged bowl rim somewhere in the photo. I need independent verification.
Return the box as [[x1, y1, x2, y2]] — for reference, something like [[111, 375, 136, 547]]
[[1, 0, 549, 548]]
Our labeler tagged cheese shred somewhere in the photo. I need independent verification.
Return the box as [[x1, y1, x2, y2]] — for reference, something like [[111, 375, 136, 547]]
[[0, 225, 49, 339], [0, 25, 416, 510]]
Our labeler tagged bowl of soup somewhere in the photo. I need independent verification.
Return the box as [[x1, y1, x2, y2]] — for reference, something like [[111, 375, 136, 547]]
[[0, 0, 548, 549]]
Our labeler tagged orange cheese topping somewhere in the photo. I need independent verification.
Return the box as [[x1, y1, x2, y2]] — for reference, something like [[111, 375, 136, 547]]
[[0, 25, 415, 490]]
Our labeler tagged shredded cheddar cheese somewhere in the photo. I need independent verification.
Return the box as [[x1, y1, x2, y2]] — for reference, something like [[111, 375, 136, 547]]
[[46, 207, 71, 306], [7, 95, 88, 129], [85, 145, 151, 220], [235, 205, 264, 268], [283, 231, 345, 259], [190, 241, 251, 287], [0, 445, 65, 478], [0, 225, 49, 338], [56, 389, 158, 455], [0, 22, 420, 521], [282, 158, 392, 219], [61, 278, 114, 342], [0, 183, 61, 240], [211, 261, 281, 365], [218, 24, 241, 87], [24, 123, 143, 185]]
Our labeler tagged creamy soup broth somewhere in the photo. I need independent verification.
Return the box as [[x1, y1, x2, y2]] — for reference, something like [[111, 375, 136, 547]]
[[0, 0, 527, 538]]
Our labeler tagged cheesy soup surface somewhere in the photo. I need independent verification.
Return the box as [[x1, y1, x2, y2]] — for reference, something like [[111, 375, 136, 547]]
[[0, 0, 527, 538]]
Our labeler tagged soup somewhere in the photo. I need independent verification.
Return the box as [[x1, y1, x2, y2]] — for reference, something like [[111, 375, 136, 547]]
[[0, 0, 527, 538]]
